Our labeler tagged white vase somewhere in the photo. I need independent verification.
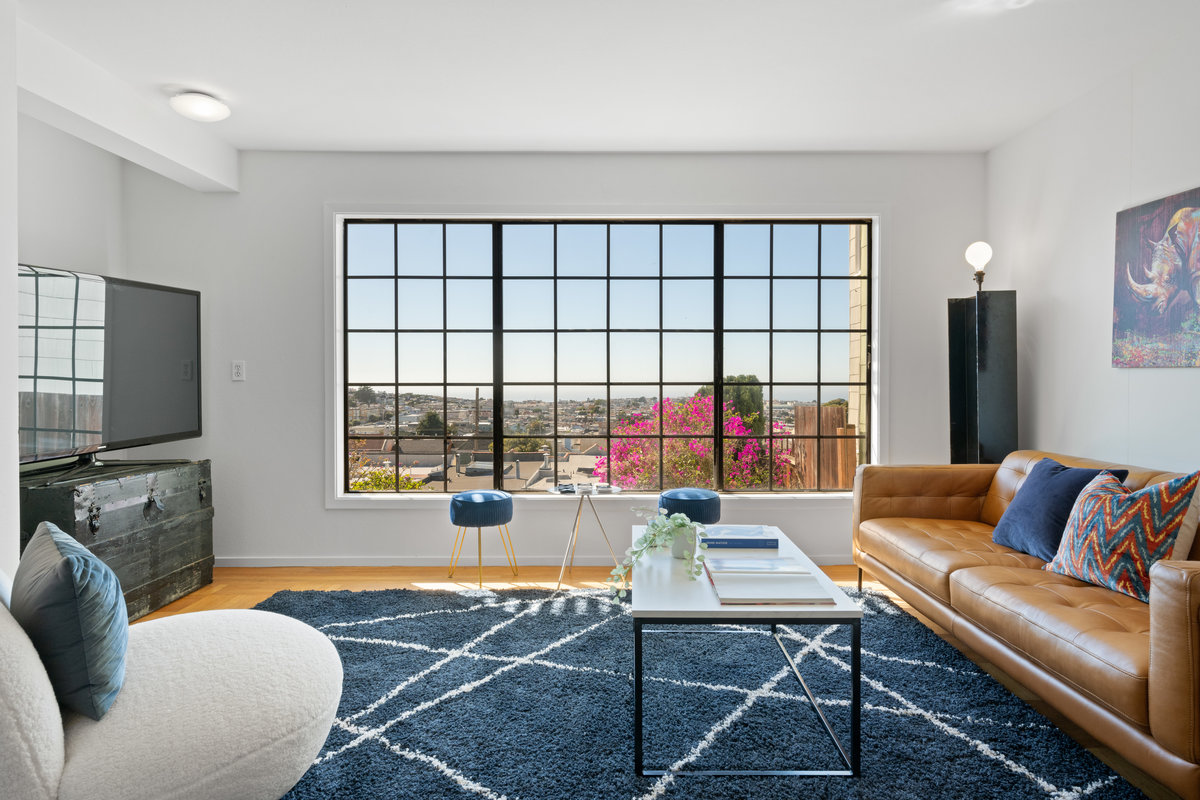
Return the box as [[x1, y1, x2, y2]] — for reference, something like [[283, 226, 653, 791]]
[[671, 529, 696, 561]]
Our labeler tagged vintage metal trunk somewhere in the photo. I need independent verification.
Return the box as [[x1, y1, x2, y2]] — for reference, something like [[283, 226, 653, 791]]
[[19, 460, 214, 620]]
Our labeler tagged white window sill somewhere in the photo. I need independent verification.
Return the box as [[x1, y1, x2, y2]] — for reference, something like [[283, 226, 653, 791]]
[[325, 490, 852, 511]]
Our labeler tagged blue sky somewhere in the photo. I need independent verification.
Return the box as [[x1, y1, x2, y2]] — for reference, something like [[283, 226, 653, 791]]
[[345, 222, 863, 402]]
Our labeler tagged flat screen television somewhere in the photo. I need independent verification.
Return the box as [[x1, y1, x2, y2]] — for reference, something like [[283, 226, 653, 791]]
[[18, 264, 201, 464]]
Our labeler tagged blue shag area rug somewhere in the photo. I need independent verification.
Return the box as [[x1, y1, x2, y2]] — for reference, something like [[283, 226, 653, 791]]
[[255, 588, 1143, 800]]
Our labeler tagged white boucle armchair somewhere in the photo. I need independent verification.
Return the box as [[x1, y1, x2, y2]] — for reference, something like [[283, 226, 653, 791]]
[[0, 570, 343, 800]]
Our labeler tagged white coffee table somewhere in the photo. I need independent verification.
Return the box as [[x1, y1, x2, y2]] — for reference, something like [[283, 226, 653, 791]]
[[631, 524, 862, 777]]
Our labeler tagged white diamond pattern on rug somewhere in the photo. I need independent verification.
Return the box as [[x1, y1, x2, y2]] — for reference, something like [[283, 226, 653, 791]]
[[255, 588, 1143, 800]]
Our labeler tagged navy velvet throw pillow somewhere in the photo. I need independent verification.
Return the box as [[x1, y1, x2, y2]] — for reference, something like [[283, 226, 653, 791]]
[[992, 458, 1130, 562], [10, 522, 129, 719]]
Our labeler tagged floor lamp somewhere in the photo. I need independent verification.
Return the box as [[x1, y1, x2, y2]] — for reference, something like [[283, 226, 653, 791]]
[[948, 242, 1017, 464]]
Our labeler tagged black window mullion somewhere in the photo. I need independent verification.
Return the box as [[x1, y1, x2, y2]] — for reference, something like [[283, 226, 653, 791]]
[[393, 223, 401, 491], [713, 224, 724, 491], [657, 224, 664, 491], [441, 223, 449, 492], [605, 224, 612, 485], [552, 224, 559, 487], [768, 225, 775, 491], [492, 223, 504, 491], [816, 224, 823, 491]]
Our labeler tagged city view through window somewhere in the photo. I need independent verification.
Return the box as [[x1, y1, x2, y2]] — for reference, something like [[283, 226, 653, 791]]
[[343, 220, 870, 493]]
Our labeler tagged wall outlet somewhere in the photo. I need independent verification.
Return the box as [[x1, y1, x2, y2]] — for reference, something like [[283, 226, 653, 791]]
[[231, 360, 246, 381]]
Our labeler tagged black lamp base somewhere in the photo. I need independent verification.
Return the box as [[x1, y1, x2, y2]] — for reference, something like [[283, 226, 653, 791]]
[[948, 290, 1017, 464]]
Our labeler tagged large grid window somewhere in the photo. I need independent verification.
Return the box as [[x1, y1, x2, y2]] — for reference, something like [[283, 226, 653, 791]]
[[342, 220, 870, 493]]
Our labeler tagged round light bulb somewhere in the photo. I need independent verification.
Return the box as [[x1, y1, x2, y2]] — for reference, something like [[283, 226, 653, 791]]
[[169, 91, 231, 122], [964, 241, 993, 271]]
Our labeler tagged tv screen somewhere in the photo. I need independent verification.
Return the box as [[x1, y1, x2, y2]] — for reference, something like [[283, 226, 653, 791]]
[[18, 265, 201, 463]]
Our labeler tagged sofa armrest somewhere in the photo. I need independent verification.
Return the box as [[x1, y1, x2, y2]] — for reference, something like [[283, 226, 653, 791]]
[[852, 463, 999, 553], [1150, 560, 1200, 762]]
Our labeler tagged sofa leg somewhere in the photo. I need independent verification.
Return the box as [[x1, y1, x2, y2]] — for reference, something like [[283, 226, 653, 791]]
[[857, 567, 863, 592]]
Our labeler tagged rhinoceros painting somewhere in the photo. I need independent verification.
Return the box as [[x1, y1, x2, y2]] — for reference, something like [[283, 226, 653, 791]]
[[1113, 185, 1200, 367]]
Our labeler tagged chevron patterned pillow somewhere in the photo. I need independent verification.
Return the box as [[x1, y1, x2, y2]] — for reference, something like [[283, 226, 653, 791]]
[[1045, 470, 1200, 602]]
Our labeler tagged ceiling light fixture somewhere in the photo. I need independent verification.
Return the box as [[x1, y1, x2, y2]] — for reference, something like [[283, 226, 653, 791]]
[[169, 91, 231, 122]]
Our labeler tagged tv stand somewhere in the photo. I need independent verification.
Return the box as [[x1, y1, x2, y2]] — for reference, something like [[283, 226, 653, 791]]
[[19, 459, 214, 620]]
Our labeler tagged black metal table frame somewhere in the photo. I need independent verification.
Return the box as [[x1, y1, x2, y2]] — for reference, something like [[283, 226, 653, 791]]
[[633, 616, 861, 777]]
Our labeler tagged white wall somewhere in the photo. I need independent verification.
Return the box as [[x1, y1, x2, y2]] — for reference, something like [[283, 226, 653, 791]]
[[119, 151, 984, 567], [0, 0, 19, 577], [17, 114, 124, 274], [12, 117, 125, 568], [988, 41, 1200, 472]]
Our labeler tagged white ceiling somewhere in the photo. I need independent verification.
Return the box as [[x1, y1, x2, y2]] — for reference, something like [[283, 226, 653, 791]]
[[16, 0, 1200, 153]]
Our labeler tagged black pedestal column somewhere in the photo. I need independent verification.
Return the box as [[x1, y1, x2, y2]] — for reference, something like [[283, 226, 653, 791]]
[[948, 290, 1017, 464]]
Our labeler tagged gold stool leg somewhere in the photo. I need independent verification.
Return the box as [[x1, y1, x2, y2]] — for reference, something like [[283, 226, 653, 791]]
[[477, 527, 483, 588], [448, 526, 466, 577], [499, 524, 518, 576]]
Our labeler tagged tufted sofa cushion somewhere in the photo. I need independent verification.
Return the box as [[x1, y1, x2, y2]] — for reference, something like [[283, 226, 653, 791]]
[[858, 517, 1044, 603], [950, 565, 1151, 727]]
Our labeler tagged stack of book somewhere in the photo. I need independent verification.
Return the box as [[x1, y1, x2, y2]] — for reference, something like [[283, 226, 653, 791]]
[[701, 524, 779, 549], [703, 554, 834, 605]]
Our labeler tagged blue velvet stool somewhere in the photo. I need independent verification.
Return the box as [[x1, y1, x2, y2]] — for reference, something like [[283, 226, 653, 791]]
[[658, 487, 721, 525], [449, 490, 517, 587]]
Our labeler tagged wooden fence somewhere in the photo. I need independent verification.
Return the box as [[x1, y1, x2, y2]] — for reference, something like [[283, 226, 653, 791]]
[[776, 405, 858, 490]]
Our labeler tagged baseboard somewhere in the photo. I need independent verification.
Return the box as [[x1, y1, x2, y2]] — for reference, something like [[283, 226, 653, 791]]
[[214, 555, 620, 568], [214, 552, 854, 568]]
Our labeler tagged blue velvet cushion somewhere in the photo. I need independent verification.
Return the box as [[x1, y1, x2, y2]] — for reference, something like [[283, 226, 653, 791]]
[[658, 487, 722, 525], [992, 459, 1130, 562], [10, 521, 129, 719], [450, 490, 514, 527]]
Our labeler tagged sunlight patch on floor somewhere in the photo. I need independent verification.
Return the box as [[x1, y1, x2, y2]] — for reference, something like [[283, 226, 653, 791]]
[[412, 581, 612, 591]]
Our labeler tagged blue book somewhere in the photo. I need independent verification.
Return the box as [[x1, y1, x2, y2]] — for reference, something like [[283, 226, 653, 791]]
[[701, 525, 779, 549]]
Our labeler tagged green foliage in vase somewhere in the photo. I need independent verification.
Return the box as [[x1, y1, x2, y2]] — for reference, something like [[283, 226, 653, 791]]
[[608, 507, 708, 598]]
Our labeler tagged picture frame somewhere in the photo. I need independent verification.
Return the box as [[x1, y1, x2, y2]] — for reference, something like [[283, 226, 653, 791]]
[[1112, 185, 1200, 367]]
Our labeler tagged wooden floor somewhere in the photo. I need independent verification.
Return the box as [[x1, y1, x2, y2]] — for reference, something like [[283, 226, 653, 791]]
[[140, 564, 866, 621], [140, 564, 1172, 798]]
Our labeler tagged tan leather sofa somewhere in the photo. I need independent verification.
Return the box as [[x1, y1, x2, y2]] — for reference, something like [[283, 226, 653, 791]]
[[853, 449, 1200, 799]]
